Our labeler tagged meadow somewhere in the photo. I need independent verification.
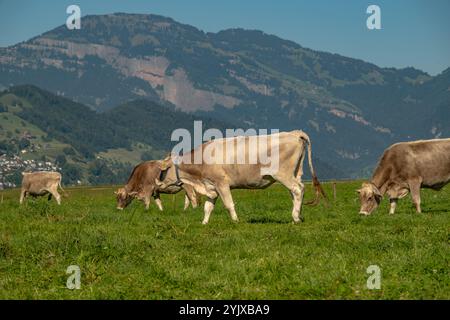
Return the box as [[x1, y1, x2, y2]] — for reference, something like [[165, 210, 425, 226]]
[[0, 181, 448, 299]]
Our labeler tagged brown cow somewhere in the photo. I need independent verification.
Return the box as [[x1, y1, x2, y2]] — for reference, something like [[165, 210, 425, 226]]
[[115, 160, 198, 211], [20, 171, 64, 205], [358, 138, 450, 215], [156, 130, 326, 224]]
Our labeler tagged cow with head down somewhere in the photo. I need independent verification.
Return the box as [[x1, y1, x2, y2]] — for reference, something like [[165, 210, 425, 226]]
[[115, 160, 198, 211], [156, 130, 327, 224], [358, 138, 450, 215]]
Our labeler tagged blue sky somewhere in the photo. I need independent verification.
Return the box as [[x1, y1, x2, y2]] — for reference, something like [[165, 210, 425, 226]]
[[0, 0, 449, 75]]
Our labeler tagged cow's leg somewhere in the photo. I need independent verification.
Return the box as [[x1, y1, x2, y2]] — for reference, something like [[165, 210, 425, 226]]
[[389, 198, 398, 214], [49, 187, 61, 205], [409, 180, 422, 213], [143, 196, 151, 210], [277, 176, 305, 223], [154, 193, 163, 211], [202, 197, 217, 225], [184, 185, 198, 209], [19, 189, 26, 204], [216, 183, 239, 222], [141, 186, 155, 211], [291, 182, 305, 223], [183, 194, 190, 210], [140, 192, 153, 210], [55, 192, 61, 205]]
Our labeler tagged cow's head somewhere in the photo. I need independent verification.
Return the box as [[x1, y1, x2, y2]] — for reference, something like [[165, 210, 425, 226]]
[[357, 182, 382, 215], [114, 187, 137, 210]]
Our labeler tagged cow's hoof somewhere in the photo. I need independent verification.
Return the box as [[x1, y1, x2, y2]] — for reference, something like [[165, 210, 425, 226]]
[[201, 221, 209, 225]]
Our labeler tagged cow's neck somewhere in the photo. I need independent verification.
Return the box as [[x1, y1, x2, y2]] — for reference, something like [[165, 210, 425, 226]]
[[124, 183, 136, 193], [178, 163, 199, 182], [370, 169, 390, 195]]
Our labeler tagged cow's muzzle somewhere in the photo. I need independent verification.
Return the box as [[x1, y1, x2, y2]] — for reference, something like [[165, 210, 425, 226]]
[[359, 211, 369, 216]]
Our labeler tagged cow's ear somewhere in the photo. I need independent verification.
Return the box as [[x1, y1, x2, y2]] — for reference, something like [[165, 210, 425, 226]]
[[164, 153, 172, 161], [374, 194, 382, 204], [356, 189, 361, 194], [114, 191, 118, 195], [373, 187, 382, 202], [158, 159, 172, 171]]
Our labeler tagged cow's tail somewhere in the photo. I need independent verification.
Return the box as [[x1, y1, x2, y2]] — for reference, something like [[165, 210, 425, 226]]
[[297, 131, 327, 206]]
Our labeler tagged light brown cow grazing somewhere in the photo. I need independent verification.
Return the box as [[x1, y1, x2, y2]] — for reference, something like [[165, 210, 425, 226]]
[[156, 130, 326, 224], [115, 160, 198, 211], [358, 138, 450, 215], [20, 171, 64, 205]]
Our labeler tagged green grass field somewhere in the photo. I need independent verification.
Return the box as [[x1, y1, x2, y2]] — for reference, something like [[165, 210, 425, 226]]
[[0, 181, 448, 299]]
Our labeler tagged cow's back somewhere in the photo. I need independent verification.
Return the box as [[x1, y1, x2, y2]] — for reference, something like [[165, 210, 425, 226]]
[[409, 139, 450, 187], [22, 171, 61, 194], [377, 139, 450, 188], [126, 161, 161, 191], [179, 131, 305, 187]]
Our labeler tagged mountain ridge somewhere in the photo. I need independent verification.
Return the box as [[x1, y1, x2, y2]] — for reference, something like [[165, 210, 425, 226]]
[[0, 12, 448, 178]]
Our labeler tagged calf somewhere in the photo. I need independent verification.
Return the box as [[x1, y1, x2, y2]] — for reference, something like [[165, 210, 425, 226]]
[[358, 138, 450, 215], [115, 160, 198, 211], [20, 171, 64, 205]]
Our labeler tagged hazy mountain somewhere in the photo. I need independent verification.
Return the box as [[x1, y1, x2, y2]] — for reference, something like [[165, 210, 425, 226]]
[[0, 13, 448, 178]]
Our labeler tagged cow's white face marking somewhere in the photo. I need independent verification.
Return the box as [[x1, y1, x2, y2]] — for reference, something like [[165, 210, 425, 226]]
[[115, 187, 133, 209], [357, 183, 382, 215]]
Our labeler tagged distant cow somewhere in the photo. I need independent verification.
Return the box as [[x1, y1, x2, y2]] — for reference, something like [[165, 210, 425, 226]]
[[20, 171, 64, 205], [115, 160, 199, 211], [358, 138, 450, 215], [156, 130, 326, 224]]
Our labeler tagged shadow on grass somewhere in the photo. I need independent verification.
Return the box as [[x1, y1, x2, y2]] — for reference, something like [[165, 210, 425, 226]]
[[419, 208, 450, 214], [246, 216, 291, 224]]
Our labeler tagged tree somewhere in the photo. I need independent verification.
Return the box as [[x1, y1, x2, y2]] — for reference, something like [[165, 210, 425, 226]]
[[18, 138, 30, 150], [88, 160, 116, 184], [55, 154, 67, 166], [8, 170, 22, 186], [62, 163, 82, 185], [140, 150, 154, 161], [0, 140, 16, 155], [42, 135, 52, 142], [63, 147, 76, 156]]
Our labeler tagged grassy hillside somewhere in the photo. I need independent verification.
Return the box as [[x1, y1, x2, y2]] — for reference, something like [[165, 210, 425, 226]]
[[0, 87, 136, 186], [0, 85, 346, 185], [0, 181, 448, 299], [0, 104, 74, 157], [0, 85, 238, 186]]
